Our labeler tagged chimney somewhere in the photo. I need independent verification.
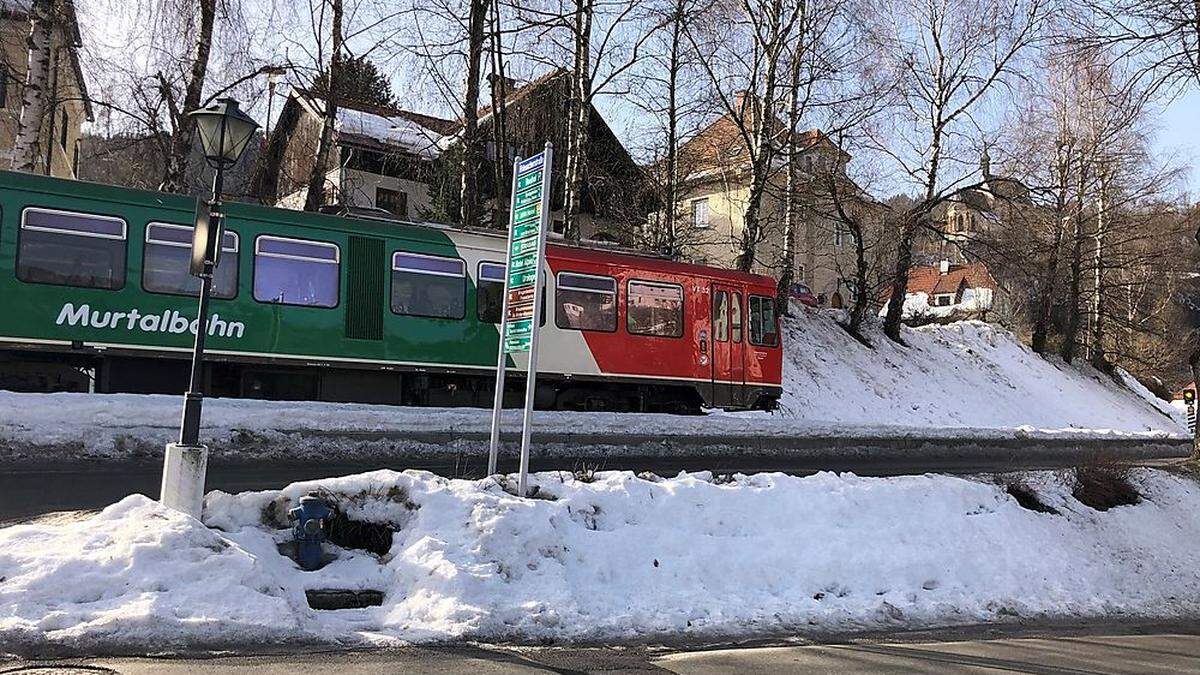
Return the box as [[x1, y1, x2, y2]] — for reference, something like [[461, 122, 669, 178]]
[[939, 260, 950, 275]]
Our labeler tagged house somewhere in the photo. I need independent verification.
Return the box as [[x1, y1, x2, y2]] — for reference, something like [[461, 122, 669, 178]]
[[251, 89, 454, 218], [0, 0, 92, 177], [253, 71, 651, 239], [446, 68, 652, 240], [880, 260, 1000, 322], [931, 149, 1032, 265], [660, 94, 883, 300]]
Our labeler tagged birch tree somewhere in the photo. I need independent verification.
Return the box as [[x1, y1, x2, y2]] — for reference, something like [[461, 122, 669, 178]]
[[686, 0, 808, 272], [11, 0, 57, 173]]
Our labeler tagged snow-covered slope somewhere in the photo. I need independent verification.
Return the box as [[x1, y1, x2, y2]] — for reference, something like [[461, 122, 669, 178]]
[[776, 310, 1185, 433], [2, 469, 1199, 653]]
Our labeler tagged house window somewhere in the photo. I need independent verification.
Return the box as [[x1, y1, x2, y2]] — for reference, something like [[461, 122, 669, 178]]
[[934, 293, 955, 307], [804, 154, 814, 173], [627, 280, 684, 338], [954, 213, 965, 232], [691, 198, 710, 229], [0, 75, 7, 108], [749, 295, 778, 346], [144, 222, 238, 299], [253, 235, 340, 307], [17, 208, 127, 290], [834, 222, 846, 247], [59, 108, 68, 150], [391, 251, 466, 319], [556, 271, 617, 331], [795, 263, 805, 281], [376, 187, 407, 218]]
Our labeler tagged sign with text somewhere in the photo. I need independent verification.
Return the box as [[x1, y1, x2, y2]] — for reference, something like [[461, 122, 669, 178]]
[[502, 150, 550, 355]]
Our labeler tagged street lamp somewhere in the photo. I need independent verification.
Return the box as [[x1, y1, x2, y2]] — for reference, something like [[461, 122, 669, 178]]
[[160, 98, 259, 519]]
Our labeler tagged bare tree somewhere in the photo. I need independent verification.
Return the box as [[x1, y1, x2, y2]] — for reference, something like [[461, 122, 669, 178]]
[[685, 0, 808, 272], [866, 0, 1049, 342], [159, 0, 217, 193]]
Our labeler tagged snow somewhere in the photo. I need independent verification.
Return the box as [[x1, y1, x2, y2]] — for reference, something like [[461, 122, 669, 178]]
[[776, 311, 1186, 434], [0, 312, 1183, 462], [883, 288, 993, 319], [3, 468, 1200, 653], [335, 107, 442, 159]]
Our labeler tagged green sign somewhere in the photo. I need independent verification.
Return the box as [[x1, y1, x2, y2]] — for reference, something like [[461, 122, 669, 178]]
[[516, 170, 542, 192], [502, 150, 550, 355]]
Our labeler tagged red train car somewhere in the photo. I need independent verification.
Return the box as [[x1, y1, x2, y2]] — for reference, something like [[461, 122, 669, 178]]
[[529, 242, 783, 412]]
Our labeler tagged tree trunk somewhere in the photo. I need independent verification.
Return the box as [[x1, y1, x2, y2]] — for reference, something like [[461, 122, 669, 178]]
[[487, 0, 509, 229], [1031, 143, 1072, 354], [161, 0, 216, 194], [882, 217, 915, 340], [459, 0, 488, 227], [11, 0, 55, 173], [303, 0, 343, 212], [776, 24, 805, 316], [1089, 170, 1108, 369], [662, 1, 683, 257], [563, 0, 594, 242], [1060, 170, 1088, 363]]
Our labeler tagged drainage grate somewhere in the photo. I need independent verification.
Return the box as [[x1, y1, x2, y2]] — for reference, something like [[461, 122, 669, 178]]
[[305, 589, 385, 610]]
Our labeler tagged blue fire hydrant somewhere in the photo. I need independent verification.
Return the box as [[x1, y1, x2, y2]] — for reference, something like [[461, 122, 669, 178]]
[[289, 496, 332, 571]]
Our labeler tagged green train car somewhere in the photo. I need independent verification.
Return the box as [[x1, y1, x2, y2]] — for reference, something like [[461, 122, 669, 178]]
[[0, 170, 783, 411]]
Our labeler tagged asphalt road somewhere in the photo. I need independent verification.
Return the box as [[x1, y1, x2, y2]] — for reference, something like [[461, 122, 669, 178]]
[[3, 451, 1189, 522], [6, 624, 1200, 673]]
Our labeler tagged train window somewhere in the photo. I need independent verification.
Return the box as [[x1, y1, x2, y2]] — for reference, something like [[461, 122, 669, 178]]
[[17, 207, 127, 290], [713, 291, 729, 342], [477, 261, 506, 323], [749, 295, 779, 347], [627, 280, 683, 338], [253, 235, 339, 307], [556, 271, 617, 332], [143, 223, 238, 299], [731, 292, 743, 343], [391, 251, 465, 319], [477, 261, 546, 325]]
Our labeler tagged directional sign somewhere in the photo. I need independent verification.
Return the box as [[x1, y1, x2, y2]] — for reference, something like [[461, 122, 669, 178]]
[[501, 149, 551, 355]]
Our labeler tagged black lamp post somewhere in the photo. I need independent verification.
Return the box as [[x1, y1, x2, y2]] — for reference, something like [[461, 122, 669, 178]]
[[177, 98, 259, 447]]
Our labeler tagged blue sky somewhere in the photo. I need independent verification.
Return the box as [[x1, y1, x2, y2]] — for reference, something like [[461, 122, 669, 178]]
[[1154, 90, 1199, 200]]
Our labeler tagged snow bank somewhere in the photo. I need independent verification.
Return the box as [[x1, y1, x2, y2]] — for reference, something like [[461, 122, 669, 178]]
[[3, 469, 1199, 653], [777, 311, 1185, 433]]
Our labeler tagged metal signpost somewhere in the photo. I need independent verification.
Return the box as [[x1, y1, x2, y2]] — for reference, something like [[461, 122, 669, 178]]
[[488, 142, 553, 496]]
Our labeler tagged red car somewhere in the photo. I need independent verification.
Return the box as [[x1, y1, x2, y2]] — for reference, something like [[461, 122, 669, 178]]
[[789, 283, 821, 308]]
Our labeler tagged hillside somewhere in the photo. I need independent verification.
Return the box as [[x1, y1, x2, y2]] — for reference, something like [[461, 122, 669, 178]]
[[776, 309, 1184, 435]]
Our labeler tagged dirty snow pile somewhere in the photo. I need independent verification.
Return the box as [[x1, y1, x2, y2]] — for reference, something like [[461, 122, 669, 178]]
[[3, 468, 1200, 653], [777, 311, 1184, 433]]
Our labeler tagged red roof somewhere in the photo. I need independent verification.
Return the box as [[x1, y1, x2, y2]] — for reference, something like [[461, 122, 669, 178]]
[[883, 262, 998, 301]]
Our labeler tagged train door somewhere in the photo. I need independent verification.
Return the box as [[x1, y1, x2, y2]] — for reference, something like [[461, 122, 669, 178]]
[[711, 284, 746, 407]]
